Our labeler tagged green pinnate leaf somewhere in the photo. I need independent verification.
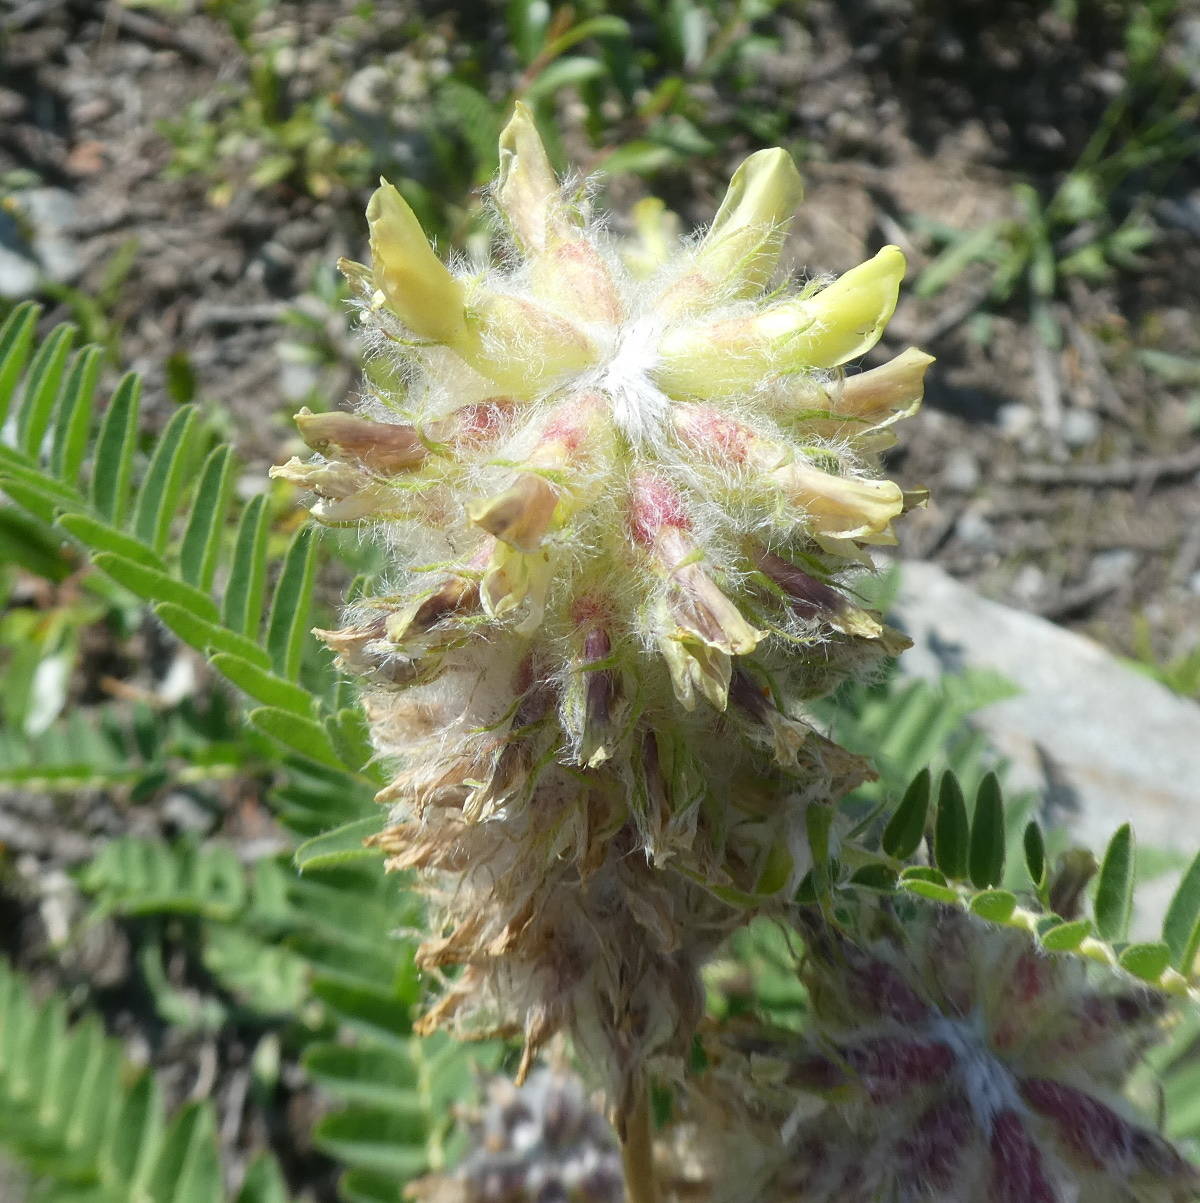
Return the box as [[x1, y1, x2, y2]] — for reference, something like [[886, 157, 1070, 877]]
[[313, 1107, 429, 1179], [1024, 819, 1047, 890], [1162, 849, 1200, 974], [0, 300, 41, 426], [93, 551, 221, 624], [1094, 822, 1135, 943], [249, 706, 343, 768], [1118, 942, 1172, 982], [295, 817, 382, 873], [934, 772, 969, 881], [17, 322, 76, 457], [58, 512, 167, 571], [180, 445, 235, 591], [882, 767, 930, 860], [210, 652, 316, 716], [969, 889, 1017, 923], [50, 345, 104, 482], [223, 493, 270, 638], [132, 405, 199, 554], [969, 771, 1006, 888], [266, 524, 318, 680], [90, 373, 141, 523], [153, 602, 273, 670], [1040, 918, 1092, 952], [236, 1154, 290, 1203]]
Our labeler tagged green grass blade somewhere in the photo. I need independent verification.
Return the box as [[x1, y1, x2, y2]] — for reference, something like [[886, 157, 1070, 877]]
[[50, 345, 104, 481], [90, 373, 141, 524], [1094, 822, 1135, 943], [0, 300, 41, 427], [179, 445, 234, 591], [16, 323, 76, 457], [266, 525, 318, 680], [133, 406, 198, 554], [222, 494, 270, 638]]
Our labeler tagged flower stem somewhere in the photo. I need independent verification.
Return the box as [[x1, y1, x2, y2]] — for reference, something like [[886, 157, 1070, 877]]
[[620, 1085, 660, 1203]]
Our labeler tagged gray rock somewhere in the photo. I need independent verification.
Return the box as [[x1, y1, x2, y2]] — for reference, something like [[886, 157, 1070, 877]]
[[1061, 407, 1101, 450], [0, 187, 81, 298], [893, 560, 1200, 935]]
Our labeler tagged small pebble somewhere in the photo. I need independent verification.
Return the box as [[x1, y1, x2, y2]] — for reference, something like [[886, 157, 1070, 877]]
[[1061, 408, 1101, 450]]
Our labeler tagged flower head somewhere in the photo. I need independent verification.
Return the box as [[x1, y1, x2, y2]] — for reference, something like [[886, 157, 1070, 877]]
[[696, 907, 1197, 1203], [277, 106, 929, 1100]]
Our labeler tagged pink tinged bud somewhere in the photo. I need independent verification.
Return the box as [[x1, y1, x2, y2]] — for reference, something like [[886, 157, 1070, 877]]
[[988, 1110, 1058, 1203], [1021, 1078, 1198, 1184], [669, 404, 751, 463], [293, 408, 427, 473], [628, 472, 690, 546], [468, 397, 605, 550], [898, 1094, 972, 1189], [530, 237, 625, 327], [444, 398, 515, 449], [842, 1037, 954, 1102]]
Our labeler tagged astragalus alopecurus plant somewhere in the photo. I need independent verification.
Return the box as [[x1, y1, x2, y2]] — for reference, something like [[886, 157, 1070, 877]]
[[272, 104, 1196, 1202]]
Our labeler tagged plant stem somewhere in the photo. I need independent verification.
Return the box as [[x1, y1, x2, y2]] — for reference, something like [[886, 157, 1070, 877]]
[[620, 1086, 660, 1203]]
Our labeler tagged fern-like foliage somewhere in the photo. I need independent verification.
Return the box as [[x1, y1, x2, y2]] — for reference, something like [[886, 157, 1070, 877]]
[[0, 958, 291, 1202], [0, 302, 370, 783]]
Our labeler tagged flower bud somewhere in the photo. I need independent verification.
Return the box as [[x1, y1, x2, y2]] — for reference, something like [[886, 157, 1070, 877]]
[[367, 180, 470, 347], [829, 346, 934, 423], [654, 246, 907, 400], [622, 197, 682, 279], [496, 103, 573, 252], [664, 147, 803, 313], [294, 407, 427, 473], [269, 456, 398, 524]]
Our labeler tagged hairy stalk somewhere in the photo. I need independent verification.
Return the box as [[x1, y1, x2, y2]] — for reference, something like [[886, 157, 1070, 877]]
[[619, 1086, 660, 1203]]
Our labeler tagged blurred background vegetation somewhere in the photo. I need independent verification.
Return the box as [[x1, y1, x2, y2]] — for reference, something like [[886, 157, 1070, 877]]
[[1, 0, 1199, 1199]]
